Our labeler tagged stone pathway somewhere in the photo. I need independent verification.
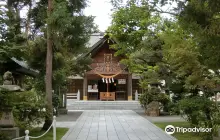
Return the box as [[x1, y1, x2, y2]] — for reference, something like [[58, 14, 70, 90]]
[[62, 110, 176, 140]]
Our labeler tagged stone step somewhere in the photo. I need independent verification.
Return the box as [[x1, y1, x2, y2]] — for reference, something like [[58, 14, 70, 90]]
[[66, 93, 78, 99], [67, 100, 143, 111]]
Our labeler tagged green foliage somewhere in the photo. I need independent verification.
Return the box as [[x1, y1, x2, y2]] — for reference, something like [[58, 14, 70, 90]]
[[109, 1, 170, 113], [169, 82, 185, 103], [0, 0, 33, 62], [155, 122, 203, 140], [12, 91, 45, 130], [108, 0, 160, 56], [159, 22, 220, 139], [0, 89, 14, 110], [52, 93, 60, 111], [165, 102, 180, 115], [151, 0, 220, 70], [26, 0, 97, 98], [29, 127, 69, 140], [0, 88, 45, 130], [179, 96, 220, 139], [110, 1, 220, 138], [139, 87, 170, 110], [0, 132, 10, 140]]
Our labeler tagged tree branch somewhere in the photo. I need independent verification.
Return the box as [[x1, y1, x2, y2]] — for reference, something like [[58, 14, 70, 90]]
[[151, 6, 179, 16]]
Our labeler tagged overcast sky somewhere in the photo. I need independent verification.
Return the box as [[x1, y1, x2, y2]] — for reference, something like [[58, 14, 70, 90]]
[[1, 0, 173, 32], [83, 0, 174, 32], [83, 0, 113, 32]]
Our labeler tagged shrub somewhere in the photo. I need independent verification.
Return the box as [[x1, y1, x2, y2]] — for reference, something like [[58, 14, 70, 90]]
[[12, 91, 46, 130], [165, 102, 180, 115], [139, 87, 170, 113], [53, 93, 61, 115], [0, 132, 10, 140], [0, 88, 14, 117], [179, 96, 220, 139]]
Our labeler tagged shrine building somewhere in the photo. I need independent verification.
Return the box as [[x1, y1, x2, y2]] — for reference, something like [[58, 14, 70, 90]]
[[66, 33, 142, 101]]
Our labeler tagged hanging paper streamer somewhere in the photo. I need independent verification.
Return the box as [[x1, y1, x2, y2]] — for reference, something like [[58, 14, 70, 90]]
[[109, 78, 111, 83], [105, 78, 108, 83], [102, 78, 105, 83], [112, 77, 114, 82]]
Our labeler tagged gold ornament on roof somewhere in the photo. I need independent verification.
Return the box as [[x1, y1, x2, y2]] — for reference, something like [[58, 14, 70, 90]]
[[93, 53, 125, 83]]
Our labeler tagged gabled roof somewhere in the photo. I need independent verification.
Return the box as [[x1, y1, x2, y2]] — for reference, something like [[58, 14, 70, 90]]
[[86, 33, 104, 48], [9, 57, 39, 77], [82, 33, 117, 58]]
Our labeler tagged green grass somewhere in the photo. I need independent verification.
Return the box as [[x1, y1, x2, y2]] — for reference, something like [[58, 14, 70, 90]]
[[29, 127, 69, 140], [154, 122, 203, 140]]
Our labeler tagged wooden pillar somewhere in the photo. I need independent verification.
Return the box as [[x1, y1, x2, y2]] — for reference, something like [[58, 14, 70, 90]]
[[127, 73, 132, 100], [83, 74, 88, 100], [19, 75, 24, 88], [64, 92, 67, 108]]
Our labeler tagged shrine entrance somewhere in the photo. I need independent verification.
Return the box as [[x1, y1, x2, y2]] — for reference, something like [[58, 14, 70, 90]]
[[79, 34, 133, 101], [87, 78, 128, 101], [66, 34, 143, 101]]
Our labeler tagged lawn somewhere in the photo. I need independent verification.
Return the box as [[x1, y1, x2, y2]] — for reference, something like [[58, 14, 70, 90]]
[[29, 127, 69, 140], [154, 122, 202, 140]]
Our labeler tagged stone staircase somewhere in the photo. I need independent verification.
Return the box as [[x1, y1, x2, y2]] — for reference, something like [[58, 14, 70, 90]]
[[66, 90, 80, 100], [67, 100, 143, 111]]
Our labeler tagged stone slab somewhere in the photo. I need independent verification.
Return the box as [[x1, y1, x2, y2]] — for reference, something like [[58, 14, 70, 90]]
[[0, 127, 19, 139], [62, 110, 176, 140]]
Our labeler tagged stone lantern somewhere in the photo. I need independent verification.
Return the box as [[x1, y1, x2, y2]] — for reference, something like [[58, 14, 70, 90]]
[[0, 71, 21, 139]]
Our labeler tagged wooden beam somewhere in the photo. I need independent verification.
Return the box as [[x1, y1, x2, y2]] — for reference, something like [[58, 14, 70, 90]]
[[83, 74, 88, 100], [127, 73, 132, 100]]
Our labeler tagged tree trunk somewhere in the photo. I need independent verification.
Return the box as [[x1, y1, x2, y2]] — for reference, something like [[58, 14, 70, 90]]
[[42, 0, 53, 131], [25, 1, 32, 39]]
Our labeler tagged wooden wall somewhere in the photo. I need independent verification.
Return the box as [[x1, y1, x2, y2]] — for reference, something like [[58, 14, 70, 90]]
[[67, 79, 83, 100], [91, 41, 119, 62]]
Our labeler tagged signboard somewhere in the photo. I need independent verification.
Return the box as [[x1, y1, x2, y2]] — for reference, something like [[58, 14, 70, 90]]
[[118, 79, 126, 84]]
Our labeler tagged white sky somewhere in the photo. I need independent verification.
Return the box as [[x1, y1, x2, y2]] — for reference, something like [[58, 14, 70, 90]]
[[83, 0, 174, 32], [83, 0, 114, 32], [1, 0, 174, 32]]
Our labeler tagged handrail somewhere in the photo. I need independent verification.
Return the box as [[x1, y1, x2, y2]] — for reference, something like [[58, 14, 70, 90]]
[[66, 90, 80, 100], [12, 116, 56, 140]]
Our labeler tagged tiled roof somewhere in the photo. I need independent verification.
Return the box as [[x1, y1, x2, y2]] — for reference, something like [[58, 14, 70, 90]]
[[11, 57, 39, 76], [86, 32, 104, 48]]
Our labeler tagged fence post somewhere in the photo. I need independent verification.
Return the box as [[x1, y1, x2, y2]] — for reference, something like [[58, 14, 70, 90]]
[[77, 90, 80, 101], [24, 130, 29, 140], [63, 93, 65, 107], [53, 116, 56, 140], [135, 90, 138, 101]]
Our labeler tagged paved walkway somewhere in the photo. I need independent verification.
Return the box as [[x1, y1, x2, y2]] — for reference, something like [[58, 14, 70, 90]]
[[62, 110, 176, 140]]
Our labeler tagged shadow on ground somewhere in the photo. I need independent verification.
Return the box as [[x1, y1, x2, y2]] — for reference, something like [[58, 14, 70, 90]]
[[56, 111, 83, 122]]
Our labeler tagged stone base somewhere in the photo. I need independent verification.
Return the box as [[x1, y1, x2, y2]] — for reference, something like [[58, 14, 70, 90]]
[[0, 127, 19, 139], [146, 101, 160, 117], [146, 110, 159, 117], [83, 96, 87, 100], [128, 96, 132, 101], [59, 108, 68, 114]]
